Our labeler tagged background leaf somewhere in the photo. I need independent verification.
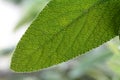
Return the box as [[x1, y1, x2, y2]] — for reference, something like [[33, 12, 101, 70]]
[[11, 0, 120, 72], [14, 0, 51, 30]]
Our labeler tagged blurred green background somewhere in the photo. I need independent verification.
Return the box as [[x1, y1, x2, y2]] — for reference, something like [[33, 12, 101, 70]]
[[0, 0, 120, 80]]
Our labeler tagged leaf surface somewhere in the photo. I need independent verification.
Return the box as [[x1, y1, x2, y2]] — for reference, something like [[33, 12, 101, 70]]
[[11, 0, 120, 72]]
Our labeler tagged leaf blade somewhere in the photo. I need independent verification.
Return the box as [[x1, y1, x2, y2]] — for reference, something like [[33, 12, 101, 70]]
[[11, 0, 120, 72]]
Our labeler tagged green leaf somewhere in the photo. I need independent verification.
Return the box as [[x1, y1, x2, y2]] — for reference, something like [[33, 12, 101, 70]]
[[11, 0, 120, 72]]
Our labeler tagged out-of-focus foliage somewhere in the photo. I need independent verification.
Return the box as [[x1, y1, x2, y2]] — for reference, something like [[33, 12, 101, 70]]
[[14, 0, 50, 30], [0, 47, 14, 56], [7, 0, 23, 4], [107, 37, 120, 76]]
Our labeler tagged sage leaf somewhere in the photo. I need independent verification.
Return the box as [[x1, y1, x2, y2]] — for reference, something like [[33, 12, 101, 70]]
[[11, 0, 120, 72]]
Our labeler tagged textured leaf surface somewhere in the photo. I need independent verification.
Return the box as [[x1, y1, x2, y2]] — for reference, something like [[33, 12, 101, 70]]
[[11, 0, 120, 72]]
